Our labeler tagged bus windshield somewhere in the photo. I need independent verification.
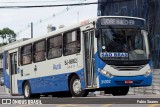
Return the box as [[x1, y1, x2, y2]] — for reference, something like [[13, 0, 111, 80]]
[[100, 28, 149, 61]]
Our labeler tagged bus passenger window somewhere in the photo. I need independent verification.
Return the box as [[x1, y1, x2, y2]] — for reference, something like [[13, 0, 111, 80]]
[[47, 35, 62, 59], [63, 29, 80, 56], [21, 44, 32, 65], [33, 40, 46, 62]]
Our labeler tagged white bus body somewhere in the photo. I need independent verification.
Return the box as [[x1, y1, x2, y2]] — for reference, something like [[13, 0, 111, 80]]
[[3, 16, 152, 98]]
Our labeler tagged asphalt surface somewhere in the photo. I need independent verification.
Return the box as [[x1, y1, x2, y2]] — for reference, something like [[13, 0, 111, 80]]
[[0, 86, 160, 107]]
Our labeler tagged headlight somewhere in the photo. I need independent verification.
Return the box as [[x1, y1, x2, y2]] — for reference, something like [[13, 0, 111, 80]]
[[98, 68, 113, 78], [144, 69, 151, 77]]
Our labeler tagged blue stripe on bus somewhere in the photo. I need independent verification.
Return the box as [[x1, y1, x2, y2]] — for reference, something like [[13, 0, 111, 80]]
[[3, 52, 10, 89], [17, 68, 85, 95], [94, 52, 106, 86], [94, 52, 106, 69]]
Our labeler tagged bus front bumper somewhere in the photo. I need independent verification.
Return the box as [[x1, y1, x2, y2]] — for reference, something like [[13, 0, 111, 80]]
[[98, 73, 152, 88]]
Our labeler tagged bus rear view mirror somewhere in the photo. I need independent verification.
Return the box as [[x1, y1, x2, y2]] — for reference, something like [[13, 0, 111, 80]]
[[95, 29, 100, 38]]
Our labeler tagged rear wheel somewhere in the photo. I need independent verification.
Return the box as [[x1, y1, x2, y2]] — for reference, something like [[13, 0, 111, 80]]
[[23, 82, 40, 99], [111, 86, 129, 96], [69, 75, 88, 97]]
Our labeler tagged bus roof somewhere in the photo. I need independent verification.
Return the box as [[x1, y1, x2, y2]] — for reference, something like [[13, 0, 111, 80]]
[[0, 38, 29, 53], [97, 16, 145, 21], [4, 16, 145, 51]]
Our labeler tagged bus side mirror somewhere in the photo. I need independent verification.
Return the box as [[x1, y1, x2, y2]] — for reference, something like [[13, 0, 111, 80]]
[[95, 29, 100, 38]]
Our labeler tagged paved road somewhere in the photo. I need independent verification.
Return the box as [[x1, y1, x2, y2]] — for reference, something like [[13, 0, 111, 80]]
[[0, 86, 160, 107]]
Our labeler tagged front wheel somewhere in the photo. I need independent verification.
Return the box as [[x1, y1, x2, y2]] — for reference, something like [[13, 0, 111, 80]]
[[111, 86, 129, 96], [23, 82, 40, 99], [69, 75, 88, 97]]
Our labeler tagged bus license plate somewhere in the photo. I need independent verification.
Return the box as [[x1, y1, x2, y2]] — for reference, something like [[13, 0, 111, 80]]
[[125, 80, 133, 84]]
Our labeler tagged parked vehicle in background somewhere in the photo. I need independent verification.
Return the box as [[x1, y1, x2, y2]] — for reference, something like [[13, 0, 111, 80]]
[[0, 77, 4, 86]]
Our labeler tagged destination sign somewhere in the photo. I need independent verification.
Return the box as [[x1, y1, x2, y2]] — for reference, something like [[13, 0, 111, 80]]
[[100, 52, 128, 58], [100, 18, 145, 26]]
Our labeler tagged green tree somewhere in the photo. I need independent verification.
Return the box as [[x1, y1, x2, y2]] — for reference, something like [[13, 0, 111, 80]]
[[0, 28, 17, 45], [0, 30, 6, 44]]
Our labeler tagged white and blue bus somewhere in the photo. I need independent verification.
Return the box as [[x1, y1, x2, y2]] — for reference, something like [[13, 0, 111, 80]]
[[3, 16, 152, 98]]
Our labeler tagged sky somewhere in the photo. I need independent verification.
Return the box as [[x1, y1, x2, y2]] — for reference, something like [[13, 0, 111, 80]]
[[0, 0, 97, 40]]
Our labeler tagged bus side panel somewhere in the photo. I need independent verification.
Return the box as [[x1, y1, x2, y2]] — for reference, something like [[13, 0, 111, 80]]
[[17, 68, 85, 95], [17, 29, 85, 95], [3, 52, 10, 89], [17, 80, 23, 94], [30, 74, 68, 93], [77, 68, 86, 90]]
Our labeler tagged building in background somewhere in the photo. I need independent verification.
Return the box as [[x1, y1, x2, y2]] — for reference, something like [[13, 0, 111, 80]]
[[98, 0, 160, 69]]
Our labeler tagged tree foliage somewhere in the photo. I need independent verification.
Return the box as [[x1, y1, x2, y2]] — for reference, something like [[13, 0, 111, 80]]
[[0, 28, 17, 46]]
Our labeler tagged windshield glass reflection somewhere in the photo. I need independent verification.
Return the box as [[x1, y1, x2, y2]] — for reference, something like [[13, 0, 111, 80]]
[[100, 29, 148, 60]]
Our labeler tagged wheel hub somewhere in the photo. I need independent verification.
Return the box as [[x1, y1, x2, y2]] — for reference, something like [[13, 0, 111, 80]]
[[73, 79, 81, 94], [24, 85, 29, 97]]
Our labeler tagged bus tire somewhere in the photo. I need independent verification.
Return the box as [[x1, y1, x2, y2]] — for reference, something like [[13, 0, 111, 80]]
[[69, 75, 88, 97], [111, 86, 129, 96], [23, 82, 40, 99]]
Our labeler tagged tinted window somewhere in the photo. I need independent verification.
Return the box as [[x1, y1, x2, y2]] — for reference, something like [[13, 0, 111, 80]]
[[47, 35, 62, 59], [21, 44, 32, 65], [63, 29, 80, 55], [33, 40, 46, 62]]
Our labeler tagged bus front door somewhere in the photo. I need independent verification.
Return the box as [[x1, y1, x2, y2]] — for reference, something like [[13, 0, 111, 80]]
[[10, 52, 18, 95], [83, 30, 96, 88]]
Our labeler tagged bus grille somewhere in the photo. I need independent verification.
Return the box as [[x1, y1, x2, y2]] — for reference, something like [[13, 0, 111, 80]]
[[110, 65, 145, 71]]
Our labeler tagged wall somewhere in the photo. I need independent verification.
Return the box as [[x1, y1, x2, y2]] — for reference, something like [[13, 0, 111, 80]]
[[98, 0, 160, 69]]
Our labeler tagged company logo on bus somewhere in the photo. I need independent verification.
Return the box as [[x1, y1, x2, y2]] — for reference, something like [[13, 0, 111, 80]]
[[53, 64, 61, 70], [100, 52, 128, 58]]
